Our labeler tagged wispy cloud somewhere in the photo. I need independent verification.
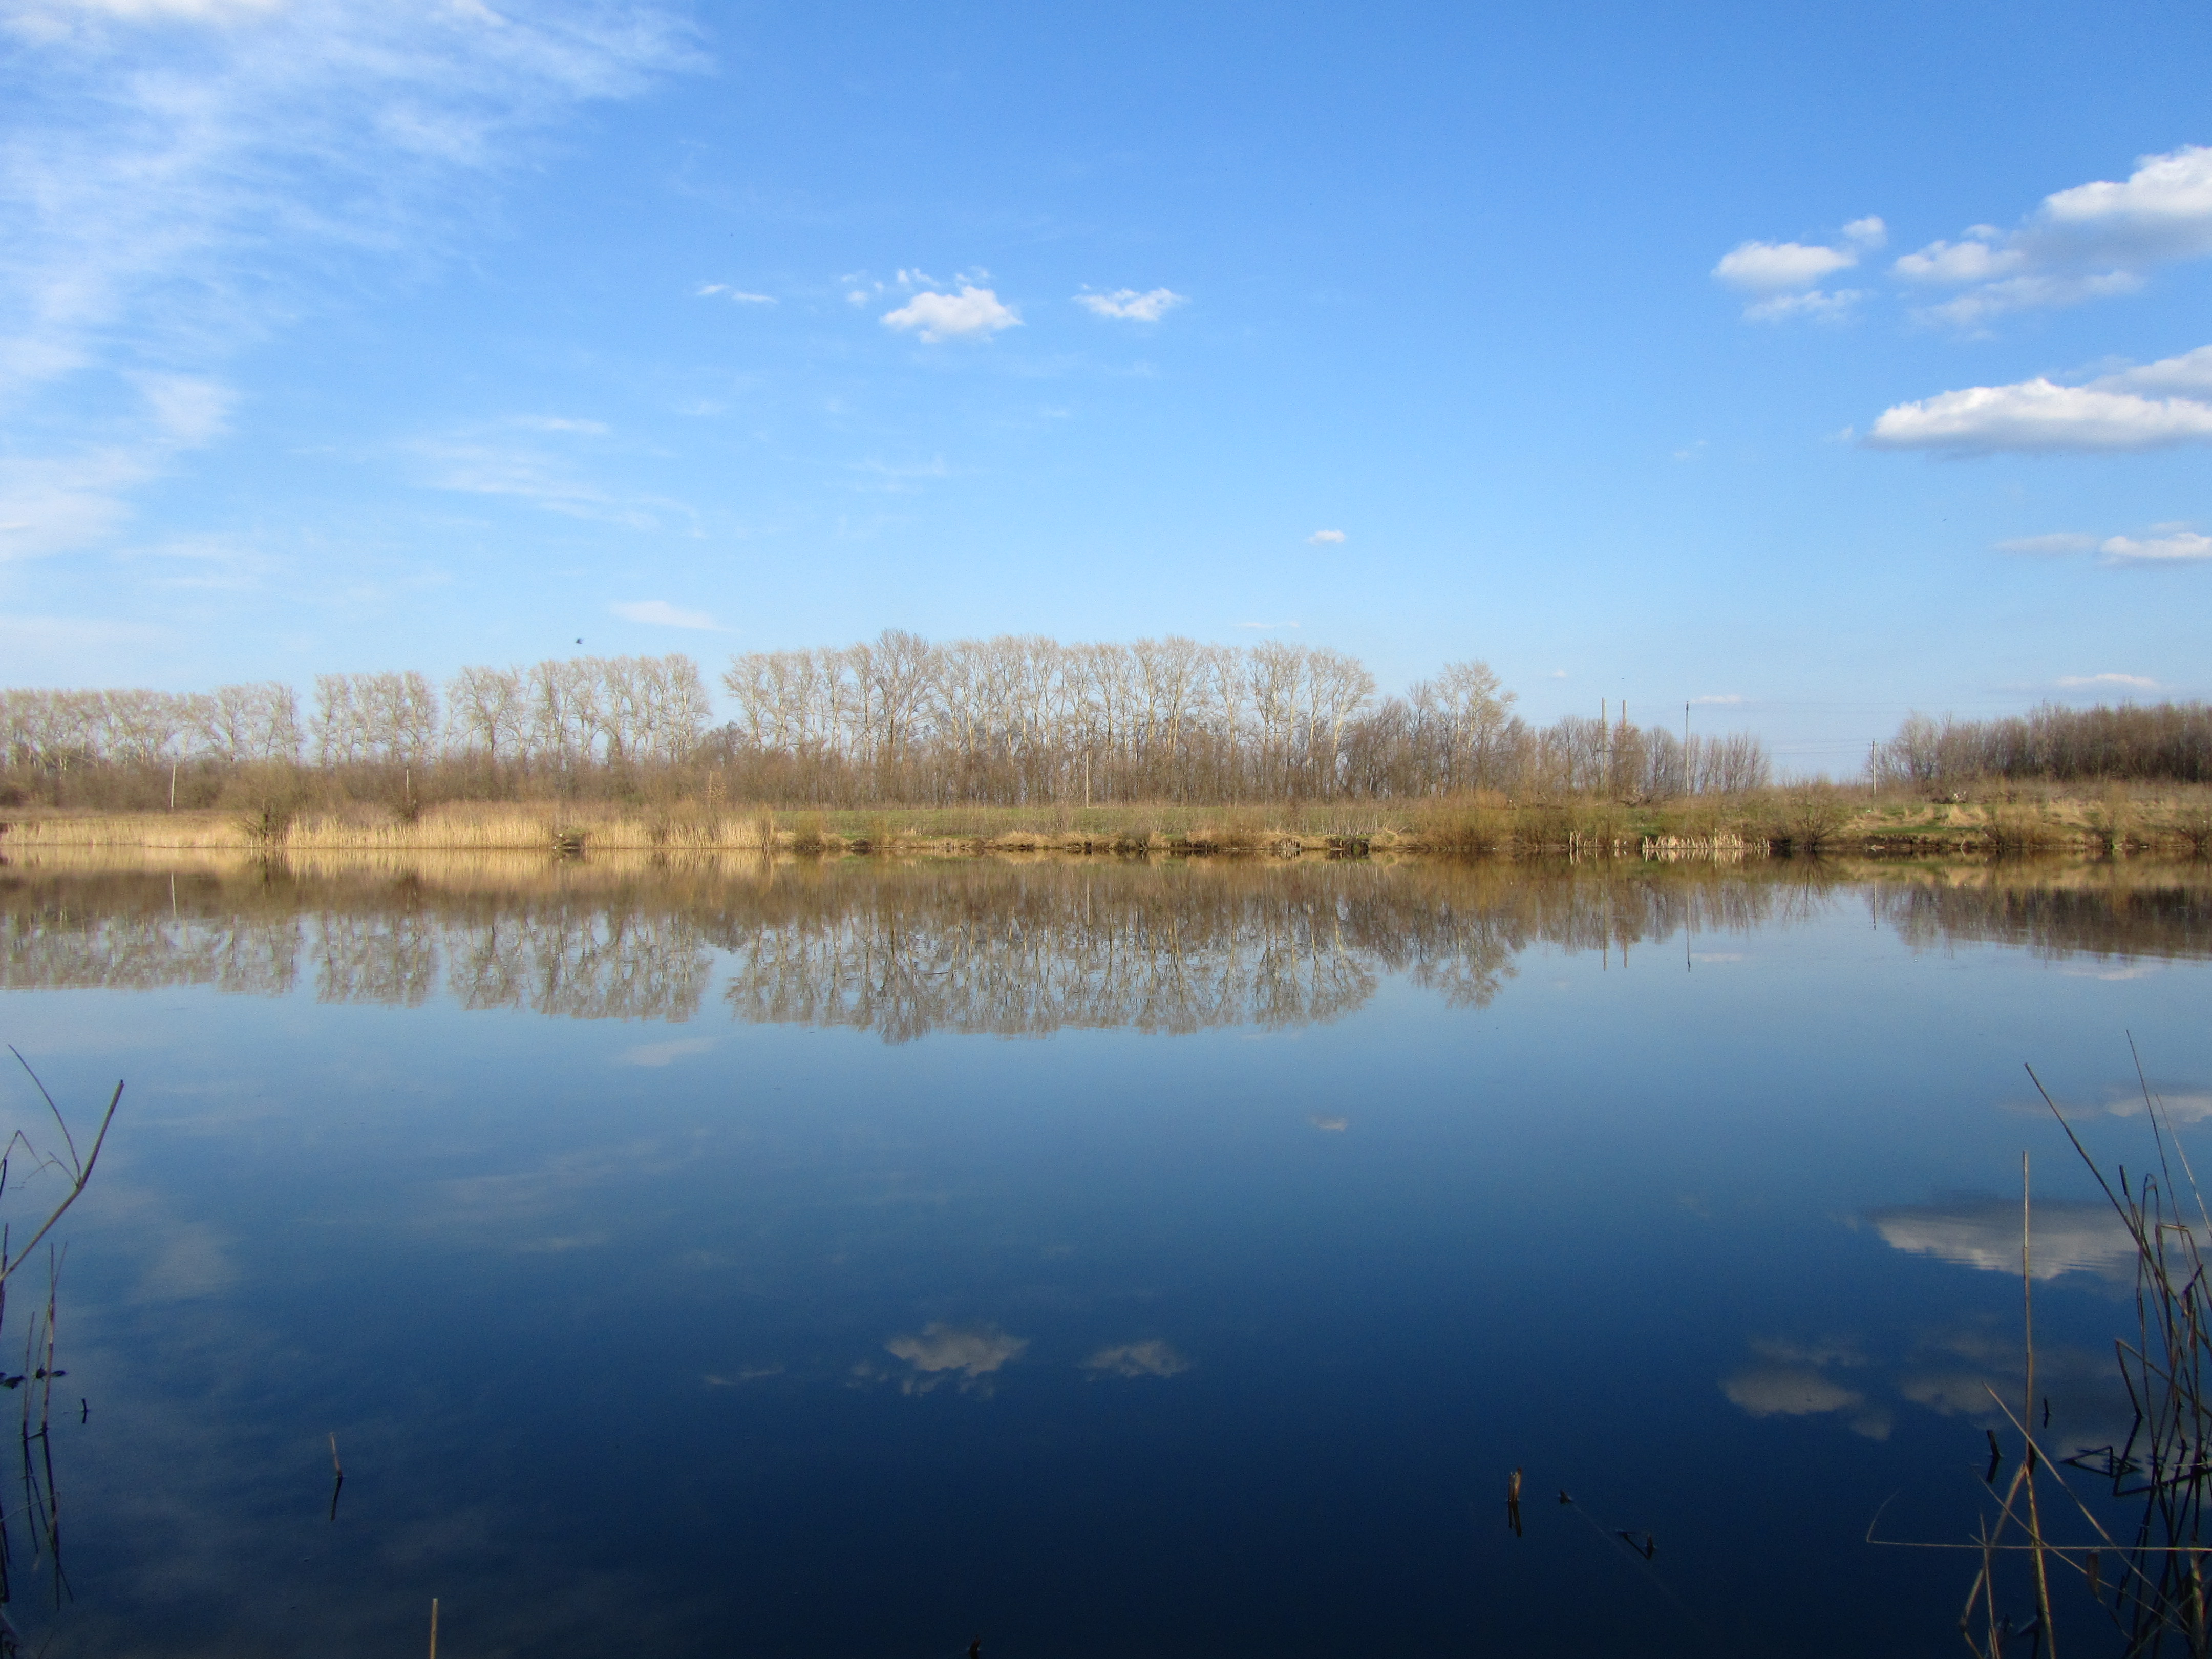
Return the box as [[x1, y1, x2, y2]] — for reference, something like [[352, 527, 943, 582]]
[[1711, 216, 1884, 322], [1995, 531, 2100, 556], [0, 0, 697, 560], [1865, 345, 2212, 454], [1896, 145, 2212, 327], [414, 437, 679, 529], [611, 599, 723, 631], [2056, 672, 2159, 689], [881, 285, 1020, 343], [1306, 528, 1346, 545], [1995, 523, 2211, 565], [1690, 693, 1744, 705], [1075, 286, 1187, 322], [1232, 620, 1301, 630], [512, 414, 610, 435], [695, 284, 774, 304]]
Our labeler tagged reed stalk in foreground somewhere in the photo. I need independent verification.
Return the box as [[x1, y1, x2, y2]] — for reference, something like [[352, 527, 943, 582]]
[[0, 1055, 122, 1654], [1880, 1049, 2212, 1656]]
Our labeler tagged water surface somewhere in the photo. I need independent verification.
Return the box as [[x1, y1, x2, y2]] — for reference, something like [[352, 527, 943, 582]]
[[4, 852, 2209, 1656]]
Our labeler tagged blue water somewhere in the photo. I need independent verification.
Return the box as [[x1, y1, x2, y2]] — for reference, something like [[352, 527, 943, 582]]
[[2, 855, 2206, 1655]]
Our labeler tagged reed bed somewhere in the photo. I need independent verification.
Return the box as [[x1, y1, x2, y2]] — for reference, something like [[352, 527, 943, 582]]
[[5, 788, 2212, 859]]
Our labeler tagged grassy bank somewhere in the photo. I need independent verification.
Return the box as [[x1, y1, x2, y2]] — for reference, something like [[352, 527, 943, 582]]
[[5, 785, 2210, 859]]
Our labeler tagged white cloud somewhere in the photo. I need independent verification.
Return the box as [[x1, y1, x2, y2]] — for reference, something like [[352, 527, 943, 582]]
[[1721, 1366, 1865, 1418], [416, 437, 678, 528], [1894, 228, 2020, 285], [1712, 218, 1882, 319], [1895, 145, 2212, 325], [2056, 672, 2159, 689], [1743, 287, 1864, 324], [1690, 693, 1743, 705], [23, 0, 284, 18], [132, 372, 235, 443], [883, 1323, 1027, 1395], [0, 449, 150, 556], [2101, 530, 2212, 563], [1916, 272, 2142, 330], [1866, 351, 2212, 454], [1232, 620, 1301, 630], [1081, 1339, 1190, 1378], [880, 285, 1020, 343], [696, 284, 773, 304], [1714, 241, 1856, 292], [1075, 286, 1187, 322], [1307, 528, 1345, 544], [1869, 1199, 2137, 1281], [2102, 344, 2212, 396], [511, 414, 609, 434], [1994, 532, 2100, 555], [611, 599, 722, 631], [2101, 1086, 2212, 1122], [2040, 143, 2212, 262]]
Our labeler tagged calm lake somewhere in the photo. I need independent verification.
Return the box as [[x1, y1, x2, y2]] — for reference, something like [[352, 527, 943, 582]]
[[3, 852, 2209, 1656]]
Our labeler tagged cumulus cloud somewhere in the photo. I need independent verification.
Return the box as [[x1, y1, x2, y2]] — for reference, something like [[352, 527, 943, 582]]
[[1868, 1198, 2137, 1282], [1712, 217, 1883, 320], [882, 1323, 1028, 1394], [2102, 344, 2212, 396], [1866, 349, 2212, 454], [1081, 1339, 1190, 1379], [1075, 287, 1187, 322], [611, 599, 722, 630], [1307, 529, 1346, 544], [881, 286, 1020, 343], [1895, 145, 2212, 326]]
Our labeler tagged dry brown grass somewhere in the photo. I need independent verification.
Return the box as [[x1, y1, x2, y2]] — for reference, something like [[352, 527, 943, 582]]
[[7, 784, 2212, 859]]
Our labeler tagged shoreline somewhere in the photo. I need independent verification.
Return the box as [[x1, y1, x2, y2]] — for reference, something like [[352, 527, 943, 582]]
[[3, 794, 2207, 861]]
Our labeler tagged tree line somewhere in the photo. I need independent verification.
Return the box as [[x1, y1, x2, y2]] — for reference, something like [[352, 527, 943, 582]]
[[1874, 701, 2212, 789], [714, 632, 1768, 803], [2, 633, 1770, 808]]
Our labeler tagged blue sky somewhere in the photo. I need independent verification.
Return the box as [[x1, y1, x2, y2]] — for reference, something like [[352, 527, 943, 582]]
[[4, 0, 2209, 772]]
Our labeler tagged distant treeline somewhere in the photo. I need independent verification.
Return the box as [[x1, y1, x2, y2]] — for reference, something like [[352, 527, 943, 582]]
[[716, 634, 1768, 803], [1, 633, 1770, 809], [1876, 701, 2212, 789]]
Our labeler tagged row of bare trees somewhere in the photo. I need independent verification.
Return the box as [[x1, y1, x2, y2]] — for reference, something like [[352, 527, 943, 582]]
[[0, 683, 303, 773], [4, 636, 1772, 806], [1, 656, 713, 777], [714, 631, 1769, 803], [1874, 702, 2212, 789]]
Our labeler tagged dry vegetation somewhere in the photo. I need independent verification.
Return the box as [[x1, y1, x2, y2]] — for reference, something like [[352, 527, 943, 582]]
[[5, 779, 2210, 859]]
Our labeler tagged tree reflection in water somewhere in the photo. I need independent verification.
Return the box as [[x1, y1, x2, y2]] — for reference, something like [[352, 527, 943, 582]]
[[3, 854, 2209, 1037]]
